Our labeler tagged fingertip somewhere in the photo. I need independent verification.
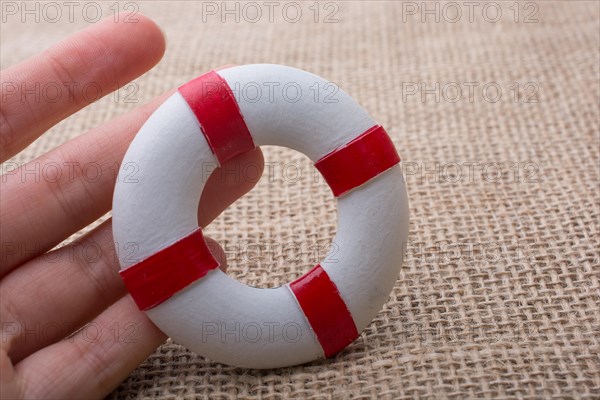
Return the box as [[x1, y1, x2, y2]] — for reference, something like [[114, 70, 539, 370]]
[[115, 13, 166, 62], [205, 236, 228, 273], [79, 12, 166, 78], [234, 147, 265, 191]]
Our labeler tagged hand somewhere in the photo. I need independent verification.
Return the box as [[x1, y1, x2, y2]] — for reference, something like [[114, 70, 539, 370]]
[[0, 14, 263, 399]]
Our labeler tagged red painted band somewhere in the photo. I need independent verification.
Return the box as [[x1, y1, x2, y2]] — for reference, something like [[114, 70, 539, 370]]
[[179, 71, 255, 164], [119, 229, 220, 311], [315, 125, 400, 197], [289, 265, 359, 358]]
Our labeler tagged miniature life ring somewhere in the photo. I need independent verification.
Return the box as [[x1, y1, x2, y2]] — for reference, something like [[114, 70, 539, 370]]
[[113, 64, 409, 369]]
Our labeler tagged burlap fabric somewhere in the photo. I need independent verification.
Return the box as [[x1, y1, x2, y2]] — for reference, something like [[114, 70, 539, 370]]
[[1, 1, 599, 398]]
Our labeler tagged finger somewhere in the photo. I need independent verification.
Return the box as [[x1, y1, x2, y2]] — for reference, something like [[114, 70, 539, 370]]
[[1, 220, 121, 364], [1, 151, 249, 362], [0, 91, 171, 276], [15, 296, 166, 399], [204, 237, 229, 271], [0, 346, 24, 399], [199, 148, 264, 227], [0, 93, 264, 276], [0, 13, 166, 162]]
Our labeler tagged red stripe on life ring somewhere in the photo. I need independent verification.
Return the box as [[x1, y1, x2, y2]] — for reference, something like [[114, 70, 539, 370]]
[[289, 264, 359, 358], [119, 229, 220, 311], [315, 125, 400, 197], [179, 71, 255, 165]]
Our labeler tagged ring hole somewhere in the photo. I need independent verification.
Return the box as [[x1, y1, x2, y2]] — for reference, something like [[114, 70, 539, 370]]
[[203, 145, 338, 288]]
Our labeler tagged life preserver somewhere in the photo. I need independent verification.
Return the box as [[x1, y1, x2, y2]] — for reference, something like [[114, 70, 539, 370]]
[[113, 64, 409, 369]]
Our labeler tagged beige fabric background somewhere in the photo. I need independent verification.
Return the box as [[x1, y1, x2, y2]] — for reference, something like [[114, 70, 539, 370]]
[[2, 1, 599, 398]]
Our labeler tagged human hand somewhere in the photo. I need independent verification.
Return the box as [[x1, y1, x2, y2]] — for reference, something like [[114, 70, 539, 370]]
[[0, 14, 263, 399]]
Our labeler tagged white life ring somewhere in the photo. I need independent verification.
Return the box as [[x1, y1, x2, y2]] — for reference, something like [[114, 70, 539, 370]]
[[113, 64, 409, 369]]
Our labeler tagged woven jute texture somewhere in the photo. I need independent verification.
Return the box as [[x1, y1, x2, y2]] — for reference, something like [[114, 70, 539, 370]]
[[1, 1, 599, 399]]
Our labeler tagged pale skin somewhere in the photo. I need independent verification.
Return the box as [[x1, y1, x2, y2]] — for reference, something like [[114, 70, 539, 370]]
[[0, 14, 264, 399]]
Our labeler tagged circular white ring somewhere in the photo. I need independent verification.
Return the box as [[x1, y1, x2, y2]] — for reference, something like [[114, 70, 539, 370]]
[[113, 64, 409, 368]]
